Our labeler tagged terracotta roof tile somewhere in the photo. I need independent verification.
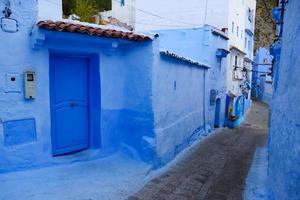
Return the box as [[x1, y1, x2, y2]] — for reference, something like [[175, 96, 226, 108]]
[[37, 20, 151, 42], [160, 50, 210, 68]]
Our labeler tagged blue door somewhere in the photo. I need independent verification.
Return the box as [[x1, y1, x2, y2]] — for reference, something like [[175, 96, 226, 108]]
[[214, 98, 221, 128], [50, 55, 90, 156]]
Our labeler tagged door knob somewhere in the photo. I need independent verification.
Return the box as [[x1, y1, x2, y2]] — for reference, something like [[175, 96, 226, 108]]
[[70, 102, 77, 107]]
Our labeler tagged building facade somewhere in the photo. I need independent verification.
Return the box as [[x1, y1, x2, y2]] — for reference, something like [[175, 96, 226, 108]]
[[152, 27, 229, 165], [108, 0, 256, 128], [252, 47, 273, 104], [0, 0, 156, 172], [0, 0, 229, 172]]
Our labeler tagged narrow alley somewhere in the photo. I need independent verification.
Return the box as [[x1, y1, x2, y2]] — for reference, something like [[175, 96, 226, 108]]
[[129, 101, 269, 200], [2, 1, 299, 199], [0, 102, 269, 200]]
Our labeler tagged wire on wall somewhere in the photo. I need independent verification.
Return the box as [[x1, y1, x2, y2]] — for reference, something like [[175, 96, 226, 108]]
[[2, 0, 12, 18], [44, 0, 201, 28], [112, 0, 199, 27], [1, 0, 20, 33]]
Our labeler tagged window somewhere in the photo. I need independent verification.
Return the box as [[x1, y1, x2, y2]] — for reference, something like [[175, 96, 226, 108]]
[[248, 8, 253, 22], [237, 26, 239, 37], [232, 22, 234, 33], [245, 37, 247, 48], [235, 56, 238, 66], [241, 30, 243, 39], [248, 40, 251, 51]]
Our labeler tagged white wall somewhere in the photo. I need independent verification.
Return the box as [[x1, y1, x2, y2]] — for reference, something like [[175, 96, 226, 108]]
[[226, 0, 256, 95], [135, 0, 230, 31], [110, 0, 256, 96], [109, 0, 229, 32], [228, 0, 247, 51], [38, 0, 62, 20], [110, 0, 135, 26]]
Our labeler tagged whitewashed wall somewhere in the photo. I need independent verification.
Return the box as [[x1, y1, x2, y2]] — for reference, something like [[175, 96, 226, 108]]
[[110, 0, 256, 95], [38, 0, 62, 20], [228, 0, 247, 51], [103, 0, 230, 31], [226, 0, 256, 95], [135, 0, 229, 31], [108, 0, 135, 26]]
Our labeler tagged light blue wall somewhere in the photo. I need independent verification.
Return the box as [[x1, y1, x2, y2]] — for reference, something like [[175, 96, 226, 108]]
[[0, 0, 47, 173], [0, 1, 229, 172], [252, 47, 273, 104], [253, 48, 273, 83], [152, 27, 228, 166], [0, 0, 156, 172], [268, 1, 300, 199]]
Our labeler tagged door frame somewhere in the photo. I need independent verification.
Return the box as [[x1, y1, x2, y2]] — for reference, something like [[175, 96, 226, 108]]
[[214, 98, 221, 128], [49, 51, 101, 156]]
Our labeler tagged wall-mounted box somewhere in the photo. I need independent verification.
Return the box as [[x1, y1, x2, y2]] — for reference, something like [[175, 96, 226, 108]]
[[5, 73, 21, 93], [1, 17, 19, 33], [24, 71, 36, 99], [3, 118, 37, 147]]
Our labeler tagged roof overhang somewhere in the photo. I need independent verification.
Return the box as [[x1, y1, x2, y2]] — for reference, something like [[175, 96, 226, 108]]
[[244, 57, 254, 63], [211, 28, 229, 40], [31, 21, 154, 50], [37, 20, 152, 42], [216, 48, 231, 58], [160, 50, 210, 69], [230, 45, 247, 56]]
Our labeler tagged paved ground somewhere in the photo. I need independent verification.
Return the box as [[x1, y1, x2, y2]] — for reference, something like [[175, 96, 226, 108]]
[[0, 102, 269, 200], [128, 101, 269, 200], [0, 152, 152, 200]]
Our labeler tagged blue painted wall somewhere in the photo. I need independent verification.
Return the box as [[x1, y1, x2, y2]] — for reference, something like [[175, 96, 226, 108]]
[[252, 47, 273, 104], [152, 27, 228, 166], [268, 1, 300, 199], [0, 0, 156, 172], [0, 1, 229, 172]]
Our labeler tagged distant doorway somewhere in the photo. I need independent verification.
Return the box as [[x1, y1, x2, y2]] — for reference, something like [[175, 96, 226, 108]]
[[214, 98, 221, 128]]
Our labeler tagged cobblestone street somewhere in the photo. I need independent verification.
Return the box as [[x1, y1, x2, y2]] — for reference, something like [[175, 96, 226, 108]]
[[129, 102, 269, 200]]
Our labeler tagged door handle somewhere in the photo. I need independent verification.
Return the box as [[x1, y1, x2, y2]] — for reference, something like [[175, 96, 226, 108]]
[[70, 101, 77, 108]]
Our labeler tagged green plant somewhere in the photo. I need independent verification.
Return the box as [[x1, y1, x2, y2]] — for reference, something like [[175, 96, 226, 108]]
[[63, 0, 75, 16], [73, 0, 97, 22], [92, 0, 112, 12], [63, 0, 112, 19]]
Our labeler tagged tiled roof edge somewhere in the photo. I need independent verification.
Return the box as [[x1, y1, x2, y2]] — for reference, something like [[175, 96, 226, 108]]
[[37, 20, 152, 42], [160, 50, 210, 68]]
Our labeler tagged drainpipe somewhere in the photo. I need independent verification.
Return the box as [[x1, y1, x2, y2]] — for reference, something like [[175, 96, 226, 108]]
[[279, 0, 286, 38], [202, 26, 211, 134], [203, 69, 207, 133]]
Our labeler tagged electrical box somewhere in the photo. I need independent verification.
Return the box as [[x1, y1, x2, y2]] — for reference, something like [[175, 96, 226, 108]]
[[5, 73, 21, 93], [1, 18, 18, 33], [24, 71, 36, 100]]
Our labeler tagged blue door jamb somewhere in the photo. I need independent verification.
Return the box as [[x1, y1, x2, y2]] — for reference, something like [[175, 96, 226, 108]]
[[49, 52, 101, 155], [214, 98, 221, 128]]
